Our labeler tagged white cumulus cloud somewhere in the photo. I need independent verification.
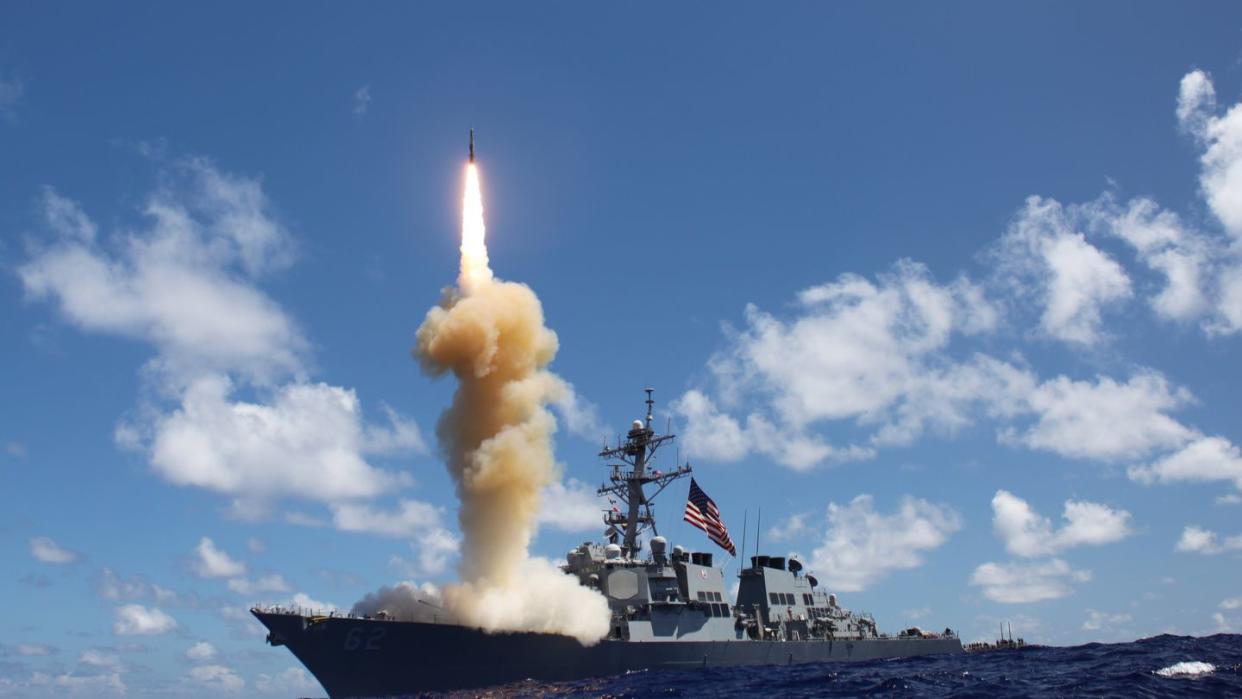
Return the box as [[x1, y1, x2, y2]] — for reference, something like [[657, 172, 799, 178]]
[[79, 649, 121, 669], [149, 376, 415, 505], [1082, 608, 1132, 632], [113, 604, 177, 635], [227, 574, 290, 596], [191, 537, 246, 578], [19, 159, 424, 516], [184, 641, 216, 662], [187, 664, 245, 693], [1129, 435, 1242, 491], [970, 559, 1092, 603], [538, 478, 605, 532], [1005, 372, 1195, 461], [255, 666, 320, 694], [990, 490, 1131, 557], [808, 494, 962, 592], [1091, 196, 1212, 323], [1174, 525, 1242, 555], [995, 196, 1132, 346], [19, 173, 303, 386], [330, 500, 459, 576]]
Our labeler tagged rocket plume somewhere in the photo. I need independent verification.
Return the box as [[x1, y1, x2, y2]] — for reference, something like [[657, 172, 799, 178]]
[[411, 161, 609, 645], [458, 164, 492, 293]]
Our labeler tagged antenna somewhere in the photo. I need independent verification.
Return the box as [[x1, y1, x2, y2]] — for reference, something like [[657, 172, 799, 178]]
[[755, 508, 762, 559], [644, 387, 654, 429], [738, 509, 748, 578]]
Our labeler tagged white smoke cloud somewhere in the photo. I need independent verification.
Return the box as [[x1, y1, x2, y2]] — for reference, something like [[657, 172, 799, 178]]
[[28, 536, 78, 564], [808, 494, 962, 592], [990, 490, 1131, 558], [113, 605, 177, 635], [350, 581, 447, 622], [969, 559, 1092, 604], [392, 163, 610, 645]]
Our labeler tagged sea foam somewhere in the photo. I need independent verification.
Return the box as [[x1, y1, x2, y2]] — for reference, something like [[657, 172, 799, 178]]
[[1155, 661, 1216, 677]]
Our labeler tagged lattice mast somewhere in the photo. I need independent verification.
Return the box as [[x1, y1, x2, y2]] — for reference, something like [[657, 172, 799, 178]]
[[597, 389, 692, 556]]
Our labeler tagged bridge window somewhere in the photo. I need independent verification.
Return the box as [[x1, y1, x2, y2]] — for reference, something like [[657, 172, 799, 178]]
[[769, 592, 780, 605]]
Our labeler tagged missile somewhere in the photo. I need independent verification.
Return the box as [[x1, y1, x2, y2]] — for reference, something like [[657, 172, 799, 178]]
[[469, 129, 475, 163]]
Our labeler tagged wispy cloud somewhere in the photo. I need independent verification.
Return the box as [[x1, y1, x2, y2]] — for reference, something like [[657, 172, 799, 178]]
[[0, 72, 23, 123], [353, 85, 371, 116], [28, 536, 78, 564]]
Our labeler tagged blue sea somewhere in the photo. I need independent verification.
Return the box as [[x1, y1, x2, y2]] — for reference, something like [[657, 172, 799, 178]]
[[426, 634, 1242, 698]]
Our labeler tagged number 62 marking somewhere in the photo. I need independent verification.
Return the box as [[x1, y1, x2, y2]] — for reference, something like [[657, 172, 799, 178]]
[[344, 626, 386, 651]]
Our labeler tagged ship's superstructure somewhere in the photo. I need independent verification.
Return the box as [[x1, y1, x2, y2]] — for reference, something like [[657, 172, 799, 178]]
[[253, 390, 962, 698]]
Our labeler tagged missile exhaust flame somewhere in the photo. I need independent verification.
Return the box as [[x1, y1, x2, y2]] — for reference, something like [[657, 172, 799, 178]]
[[459, 163, 492, 294]]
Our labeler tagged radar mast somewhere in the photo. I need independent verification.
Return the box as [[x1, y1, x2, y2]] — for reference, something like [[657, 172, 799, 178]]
[[597, 389, 691, 556]]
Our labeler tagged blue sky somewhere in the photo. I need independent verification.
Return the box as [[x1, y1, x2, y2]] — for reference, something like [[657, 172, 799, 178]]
[[4, 2, 1242, 696]]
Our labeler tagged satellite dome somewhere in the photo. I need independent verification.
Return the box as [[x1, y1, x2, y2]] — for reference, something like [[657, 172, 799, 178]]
[[631, 419, 644, 430], [650, 536, 667, 554], [604, 544, 623, 560]]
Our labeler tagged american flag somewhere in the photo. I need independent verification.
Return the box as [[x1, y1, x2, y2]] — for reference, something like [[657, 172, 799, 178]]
[[683, 478, 737, 556]]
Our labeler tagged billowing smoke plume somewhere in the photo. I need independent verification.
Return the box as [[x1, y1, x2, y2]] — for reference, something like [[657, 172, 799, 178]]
[[403, 162, 609, 644], [351, 582, 451, 623]]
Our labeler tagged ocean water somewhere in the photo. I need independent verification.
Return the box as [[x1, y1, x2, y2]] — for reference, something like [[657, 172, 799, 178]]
[[426, 633, 1242, 698]]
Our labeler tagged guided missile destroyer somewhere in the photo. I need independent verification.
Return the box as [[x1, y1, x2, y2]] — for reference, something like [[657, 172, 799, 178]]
[[253, 390, 961, 697]]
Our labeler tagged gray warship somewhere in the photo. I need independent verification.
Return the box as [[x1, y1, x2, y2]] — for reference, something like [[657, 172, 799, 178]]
[[253, 390, 962, 697]]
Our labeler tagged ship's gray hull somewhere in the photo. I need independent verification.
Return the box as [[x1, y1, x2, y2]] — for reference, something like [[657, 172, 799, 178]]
[[255, 611, 963, 698]]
